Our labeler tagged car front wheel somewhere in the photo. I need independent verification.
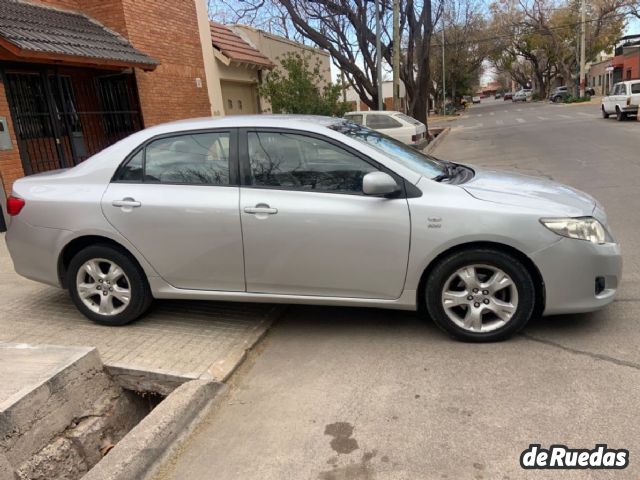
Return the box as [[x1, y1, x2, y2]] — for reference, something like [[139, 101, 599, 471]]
[[67, 244, 152, 326], [424, 249, 536, 342]]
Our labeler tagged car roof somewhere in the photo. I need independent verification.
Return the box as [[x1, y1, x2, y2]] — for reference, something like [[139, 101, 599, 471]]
[[345, 110, 403, 115], [141, 114, 348, 137]]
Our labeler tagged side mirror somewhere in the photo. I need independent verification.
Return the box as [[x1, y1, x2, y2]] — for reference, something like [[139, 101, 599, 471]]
[[362, 172, 400, 196]]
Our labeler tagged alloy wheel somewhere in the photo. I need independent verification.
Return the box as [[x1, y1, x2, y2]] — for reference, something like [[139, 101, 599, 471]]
[[75, 258, 131, 316], [441, 264, 518, 333]]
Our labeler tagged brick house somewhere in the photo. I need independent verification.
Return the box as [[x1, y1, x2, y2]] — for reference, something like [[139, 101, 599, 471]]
[[0, 0, 214, 201]]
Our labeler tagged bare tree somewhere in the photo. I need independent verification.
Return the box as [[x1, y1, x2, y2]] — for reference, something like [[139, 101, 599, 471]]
[[212, 0, 442, 124]]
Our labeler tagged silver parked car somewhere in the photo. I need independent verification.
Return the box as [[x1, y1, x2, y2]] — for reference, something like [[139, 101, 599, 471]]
[[5, 115, 621, 342]]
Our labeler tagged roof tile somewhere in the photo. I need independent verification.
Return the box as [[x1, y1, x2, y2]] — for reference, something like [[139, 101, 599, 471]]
[[0, 0, 158, 68], [210, 22, 273, 68]]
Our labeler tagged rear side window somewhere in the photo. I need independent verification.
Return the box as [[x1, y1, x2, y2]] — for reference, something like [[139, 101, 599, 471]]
[[118, 150, 143, 181], [366, 114, 402, 129], [395, 113, 421, 125], [345, 114, 363, 125], [115, 132, 231, 185]]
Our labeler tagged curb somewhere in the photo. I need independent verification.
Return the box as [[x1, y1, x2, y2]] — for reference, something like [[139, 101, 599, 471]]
[[83, 379, 224, 480], [424, 127, 451, 154]]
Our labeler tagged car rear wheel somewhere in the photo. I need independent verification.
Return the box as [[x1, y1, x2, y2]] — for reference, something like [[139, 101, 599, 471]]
[[67, 244, 152, 326], [553, 96, 563, 103], [616, 107, 625, 121], [424, 249, 536, 342], [601, 106, 609, 118]]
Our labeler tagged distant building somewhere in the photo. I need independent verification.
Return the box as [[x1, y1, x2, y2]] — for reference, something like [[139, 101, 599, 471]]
[[587, 35, 640, 95]]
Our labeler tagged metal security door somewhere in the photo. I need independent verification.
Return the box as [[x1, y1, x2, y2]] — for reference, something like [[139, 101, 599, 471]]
[[3, 70, 68, 173], [3, 66, 143, 175]]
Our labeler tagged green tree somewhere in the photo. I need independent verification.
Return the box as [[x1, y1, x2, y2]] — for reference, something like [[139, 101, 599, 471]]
[[259, 53, 349, 117]]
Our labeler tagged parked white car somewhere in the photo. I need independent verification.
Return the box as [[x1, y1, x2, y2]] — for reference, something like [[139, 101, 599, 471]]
[[344, 111, 427, 148], [601, 80, 640, 121], [513, 89, 533, 102]]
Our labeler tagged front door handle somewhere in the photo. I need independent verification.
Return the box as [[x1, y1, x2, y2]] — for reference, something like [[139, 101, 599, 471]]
[[112, 198, 141, 208], [244, 204, 278, 215]]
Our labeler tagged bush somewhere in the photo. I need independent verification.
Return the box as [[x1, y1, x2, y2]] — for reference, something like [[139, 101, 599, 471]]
[[564, 95, 590, 103], [258, 52, 349, 117]]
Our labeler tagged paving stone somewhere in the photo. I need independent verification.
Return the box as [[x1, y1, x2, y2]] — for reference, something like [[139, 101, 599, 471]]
[[0, 237, 280, 381]]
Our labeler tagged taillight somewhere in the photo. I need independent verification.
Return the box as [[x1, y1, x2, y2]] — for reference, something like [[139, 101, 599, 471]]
[[7, 196, 25, 216]]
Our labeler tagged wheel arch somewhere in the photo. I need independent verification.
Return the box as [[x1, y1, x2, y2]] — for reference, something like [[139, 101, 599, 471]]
[[58, 235, 148, 289], [416, 241, 545, 317]]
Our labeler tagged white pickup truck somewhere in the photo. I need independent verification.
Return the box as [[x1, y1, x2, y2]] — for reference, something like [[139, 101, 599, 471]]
[[601, 80, 640, 121]]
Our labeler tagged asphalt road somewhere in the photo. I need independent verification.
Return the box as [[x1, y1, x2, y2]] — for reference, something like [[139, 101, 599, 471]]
[[154, 100, 640, 480]]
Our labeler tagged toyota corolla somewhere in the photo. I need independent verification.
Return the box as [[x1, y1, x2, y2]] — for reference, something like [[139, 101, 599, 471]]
[[4, 115, 621, 341]]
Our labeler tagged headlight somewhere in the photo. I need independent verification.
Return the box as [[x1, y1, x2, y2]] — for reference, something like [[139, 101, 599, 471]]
[[540, 217, 612, 244]]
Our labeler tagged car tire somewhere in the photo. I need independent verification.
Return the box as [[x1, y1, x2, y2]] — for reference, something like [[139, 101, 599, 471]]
[[67, 244, 153, 326], [601, 107, 609, 118], [424, 248, 536, 342], [616, 107, 625, 121], [553, 96, 562, 103]]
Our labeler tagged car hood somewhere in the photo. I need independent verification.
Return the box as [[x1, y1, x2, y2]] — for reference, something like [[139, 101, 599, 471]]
[[461, 167, 596, 216]]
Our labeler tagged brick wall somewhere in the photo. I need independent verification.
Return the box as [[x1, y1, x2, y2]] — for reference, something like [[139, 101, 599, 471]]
[[78, 0, 128, 38], [122, 0, 211, 126], [0, 79, 23, 195]]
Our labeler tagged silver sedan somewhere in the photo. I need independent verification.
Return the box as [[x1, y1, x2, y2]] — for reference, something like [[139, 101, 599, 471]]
[[5, 115, 621, 341]]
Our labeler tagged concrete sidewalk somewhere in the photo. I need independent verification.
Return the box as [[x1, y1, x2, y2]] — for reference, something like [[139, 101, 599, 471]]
[[0, 235, 280, 385]]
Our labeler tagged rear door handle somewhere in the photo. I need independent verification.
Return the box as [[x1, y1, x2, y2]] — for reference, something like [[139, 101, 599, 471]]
[[244, 204, 277, 215], [112, 198, 141, 208]]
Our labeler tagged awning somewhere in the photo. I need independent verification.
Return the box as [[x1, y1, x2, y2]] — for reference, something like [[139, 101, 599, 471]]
[[210, 22, 273, 69], [0, 0, 158, 70]]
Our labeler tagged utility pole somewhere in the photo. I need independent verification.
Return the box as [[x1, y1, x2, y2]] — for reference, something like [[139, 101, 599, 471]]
[[392, 0, 400, 111], [442, 12, 446, 115], [579, 0, 586, 97], [375, 0, 383, 110]]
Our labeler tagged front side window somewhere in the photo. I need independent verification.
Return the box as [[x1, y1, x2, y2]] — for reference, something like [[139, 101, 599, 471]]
[[247, 131, 378, 193], [366, 114, 402, 129], [631, 83, 640, 94], [116, 132, 231, 185]]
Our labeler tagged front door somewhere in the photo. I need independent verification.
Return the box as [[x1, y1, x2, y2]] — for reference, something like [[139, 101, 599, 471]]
[[239, 129, 411, 299], [101, 129, 245, 291]]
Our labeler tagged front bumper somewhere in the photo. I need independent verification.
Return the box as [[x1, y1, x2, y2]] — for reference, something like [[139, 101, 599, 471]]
[[531, 238, 621, 315]]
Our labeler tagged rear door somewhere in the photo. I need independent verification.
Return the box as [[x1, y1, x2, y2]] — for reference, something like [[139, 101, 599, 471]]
[[101, 129, 245, 291], [238, 128, 411, 299]]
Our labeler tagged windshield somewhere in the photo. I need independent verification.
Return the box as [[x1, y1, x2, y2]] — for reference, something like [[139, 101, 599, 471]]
[[330, 122, 446, 178]]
